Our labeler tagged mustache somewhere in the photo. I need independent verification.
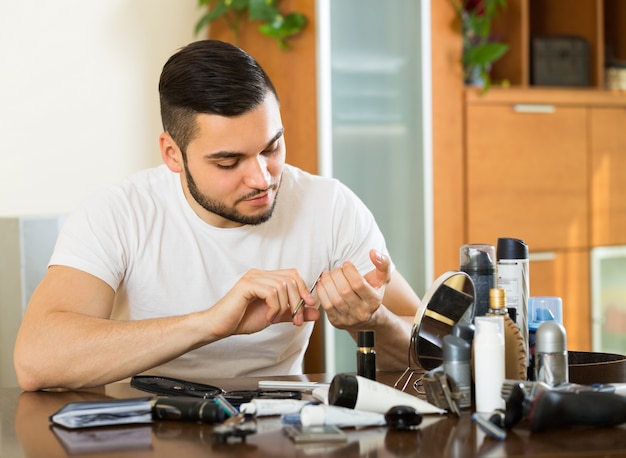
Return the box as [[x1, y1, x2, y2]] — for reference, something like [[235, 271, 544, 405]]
[[237, 183, 279, 203]]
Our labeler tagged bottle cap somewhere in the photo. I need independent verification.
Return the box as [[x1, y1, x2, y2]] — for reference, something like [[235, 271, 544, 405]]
[[528, 296, 563, 331], [357, 330, 375, 347], [496, 237, 528, 260], [328, 374, 358, 409], [489, 288, 507, 310], [459, 244, 496, 274], [443, 335, 471, 362], [300, 404, 327, 427], [451, 323, 475, 344], [535, 321, 567, 353]]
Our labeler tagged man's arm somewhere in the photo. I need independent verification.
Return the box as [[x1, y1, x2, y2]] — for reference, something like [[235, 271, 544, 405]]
[[14, 265, 320, 391]]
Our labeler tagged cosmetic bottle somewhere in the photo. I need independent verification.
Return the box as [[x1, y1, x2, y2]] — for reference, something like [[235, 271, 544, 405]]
[[473, 316, 505, 413], [535, 321, 568, 387], [460, 243, 497, 318], [443, 334, 472, 410], [527, 296, 563, 380], [328, 374, 445, 415], [356, 330, 376, 381], [496, 237, 530, 364], [487, 288, 527, 380]]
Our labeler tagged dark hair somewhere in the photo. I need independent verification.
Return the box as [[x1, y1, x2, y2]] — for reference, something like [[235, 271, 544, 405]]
[[158, 39, 278, 153]]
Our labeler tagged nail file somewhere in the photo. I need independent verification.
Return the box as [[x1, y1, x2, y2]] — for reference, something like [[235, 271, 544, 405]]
[[291, 273, 322, 317]]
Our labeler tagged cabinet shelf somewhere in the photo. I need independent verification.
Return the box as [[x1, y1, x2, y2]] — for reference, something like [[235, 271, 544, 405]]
[[490, 0, 626, 90], [466, 86, 626, 106]]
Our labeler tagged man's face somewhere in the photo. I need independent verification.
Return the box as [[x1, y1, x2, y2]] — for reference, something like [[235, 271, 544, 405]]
[[180, 93, 286, 228]]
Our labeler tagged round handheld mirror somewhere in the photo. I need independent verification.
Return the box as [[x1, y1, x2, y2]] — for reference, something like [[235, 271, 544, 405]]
[[410, 271, 475, 371]]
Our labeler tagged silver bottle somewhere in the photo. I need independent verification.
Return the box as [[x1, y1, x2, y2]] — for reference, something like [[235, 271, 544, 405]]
[[535, 321, 568, 387]]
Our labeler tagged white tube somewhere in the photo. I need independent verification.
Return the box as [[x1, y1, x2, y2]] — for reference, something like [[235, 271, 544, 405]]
[[239, 399, 310, 416], [328, 374, 445, 415], [300, 404, 387, 428]]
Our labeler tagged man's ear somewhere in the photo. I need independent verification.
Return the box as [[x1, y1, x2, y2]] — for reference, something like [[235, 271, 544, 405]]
[[160, 132, 183, 173]]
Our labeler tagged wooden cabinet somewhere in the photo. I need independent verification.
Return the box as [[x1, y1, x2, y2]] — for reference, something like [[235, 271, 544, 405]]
[[463, 90, 626, 352], [465, 96, 593, 351], [466, 103, 588, 251], [430, 0, 626, 352], [530, 250, 590, 351], [590, 107, 626, 246]]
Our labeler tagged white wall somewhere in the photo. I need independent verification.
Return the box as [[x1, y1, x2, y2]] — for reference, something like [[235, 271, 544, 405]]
[[0, 0, 203, 216]]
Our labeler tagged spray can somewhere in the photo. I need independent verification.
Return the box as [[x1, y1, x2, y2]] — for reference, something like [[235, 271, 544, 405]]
[[460, 243, 497, 319], [496, 237, 529, 365]]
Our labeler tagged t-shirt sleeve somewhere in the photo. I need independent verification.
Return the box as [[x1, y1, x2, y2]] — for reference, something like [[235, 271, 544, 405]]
[[330, 182, 395, 276], [49, 188, 131, 291]]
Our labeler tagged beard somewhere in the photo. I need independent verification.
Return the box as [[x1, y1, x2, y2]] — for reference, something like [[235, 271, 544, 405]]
[[183, 163, 280, 226]]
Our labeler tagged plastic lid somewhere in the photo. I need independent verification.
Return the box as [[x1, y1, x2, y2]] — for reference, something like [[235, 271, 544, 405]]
[[358, 330, 375, 347], [496, 237, 528, 260], [528, 296, 563, 330], [535, 321, 567, 353], [328, 374, 358, 409], [459, 244, 496, 274], [300, 404, 326, 427], [443, 335, 471, 362]]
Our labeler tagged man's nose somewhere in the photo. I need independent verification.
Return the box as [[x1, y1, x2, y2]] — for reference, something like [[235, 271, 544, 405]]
[[244, 156, 271, 189]]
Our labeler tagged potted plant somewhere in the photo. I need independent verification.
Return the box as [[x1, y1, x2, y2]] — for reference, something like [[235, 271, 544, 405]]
[[195, 0, 308, 50], [453, 0, 509, 92]]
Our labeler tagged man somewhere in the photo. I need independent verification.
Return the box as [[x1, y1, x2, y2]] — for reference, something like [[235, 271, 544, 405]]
[[14, 40, 421, 391]]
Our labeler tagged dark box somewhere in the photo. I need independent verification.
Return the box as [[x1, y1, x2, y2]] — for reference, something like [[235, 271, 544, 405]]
[[532, 36, 590, 87]]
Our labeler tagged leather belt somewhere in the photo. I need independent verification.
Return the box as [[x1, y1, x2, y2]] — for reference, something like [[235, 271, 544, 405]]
[[568, 351, 626, 384]]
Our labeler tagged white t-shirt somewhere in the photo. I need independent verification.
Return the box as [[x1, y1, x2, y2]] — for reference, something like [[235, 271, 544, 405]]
[[50, 164, 392, 380]]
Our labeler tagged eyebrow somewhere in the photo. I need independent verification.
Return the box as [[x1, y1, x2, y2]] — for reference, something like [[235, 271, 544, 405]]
[[206, 128, 284, 160]]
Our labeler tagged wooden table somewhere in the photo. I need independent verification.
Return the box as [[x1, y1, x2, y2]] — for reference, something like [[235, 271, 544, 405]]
[[2, 372, 626, 457]]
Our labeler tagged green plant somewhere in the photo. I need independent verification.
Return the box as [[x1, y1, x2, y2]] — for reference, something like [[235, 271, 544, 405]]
[[195, 0, 308, 50], [453, 0, 509, 93]]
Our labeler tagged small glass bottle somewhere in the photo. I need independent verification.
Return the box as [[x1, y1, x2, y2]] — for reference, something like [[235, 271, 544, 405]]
[[357, 330, 376, 381], [487, 288, 528, 380]]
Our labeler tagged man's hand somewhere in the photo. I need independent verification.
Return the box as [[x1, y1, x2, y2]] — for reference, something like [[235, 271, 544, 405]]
[[315, 249, 390, 329], [207, 269, 321, 338]]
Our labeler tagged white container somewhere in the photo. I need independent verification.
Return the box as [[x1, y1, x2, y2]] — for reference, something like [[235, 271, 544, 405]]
[[327, 374, 445, 415], [473, 316, 505, 413]]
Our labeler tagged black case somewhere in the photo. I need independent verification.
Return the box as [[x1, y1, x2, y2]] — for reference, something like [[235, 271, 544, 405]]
[[532, 36, 590, 87], [131, 375, 224, 398]]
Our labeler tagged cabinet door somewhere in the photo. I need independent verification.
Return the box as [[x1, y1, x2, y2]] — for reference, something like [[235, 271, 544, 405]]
[[590, 107, 626, 246], [530, 249, 590, 351], [466, 104, 589, 251]]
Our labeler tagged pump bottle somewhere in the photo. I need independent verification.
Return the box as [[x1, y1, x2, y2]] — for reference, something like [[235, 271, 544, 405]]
[[487, 288, 527, 380], [473, 316, 505, 413]]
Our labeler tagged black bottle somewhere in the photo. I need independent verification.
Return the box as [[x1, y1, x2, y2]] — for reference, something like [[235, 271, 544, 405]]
[[357, 330, 376, 380]]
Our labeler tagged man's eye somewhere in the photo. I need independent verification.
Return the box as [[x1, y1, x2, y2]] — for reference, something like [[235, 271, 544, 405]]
[[263, 144, 279, 155], [216, 160, 239, 169]]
